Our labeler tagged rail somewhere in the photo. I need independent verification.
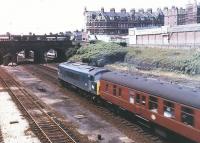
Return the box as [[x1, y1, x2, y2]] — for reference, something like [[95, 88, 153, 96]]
[[0, 68, 78, 143]]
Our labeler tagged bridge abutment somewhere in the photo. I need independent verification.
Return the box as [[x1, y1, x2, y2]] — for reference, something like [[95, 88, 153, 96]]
[[55, 49, 66, 62], [34, 50, 45, 63], [0, 53, 3, 65], [3, 53, 11, 65]]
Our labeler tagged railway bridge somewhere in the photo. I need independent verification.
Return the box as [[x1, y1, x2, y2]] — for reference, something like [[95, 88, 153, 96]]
[[0, 35, 73, 65]]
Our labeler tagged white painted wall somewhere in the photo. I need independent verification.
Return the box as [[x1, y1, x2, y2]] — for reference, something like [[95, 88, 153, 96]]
[[128, 24, 200, 45]]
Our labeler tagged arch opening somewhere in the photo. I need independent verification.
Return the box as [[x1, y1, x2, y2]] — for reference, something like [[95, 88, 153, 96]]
[[17, 50, 35, 64], [44, 49, 58, 63]]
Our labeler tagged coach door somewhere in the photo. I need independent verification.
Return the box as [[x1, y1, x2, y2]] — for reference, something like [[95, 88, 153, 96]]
[[129, 90, 136, 112], [135, 93, 147, 117]]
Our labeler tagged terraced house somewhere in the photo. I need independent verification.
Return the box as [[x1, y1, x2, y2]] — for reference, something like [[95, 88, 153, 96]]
[[84, 7, 164, 35], [84, 2, 200, 35]]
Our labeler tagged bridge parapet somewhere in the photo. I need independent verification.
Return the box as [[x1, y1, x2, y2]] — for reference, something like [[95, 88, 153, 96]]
[[0, 34, 70, 42]]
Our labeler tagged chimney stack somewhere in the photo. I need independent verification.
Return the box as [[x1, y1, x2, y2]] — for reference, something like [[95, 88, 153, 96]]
[[147, 8, 152, 13], [121, 8, 126, 13], [101, 7, 104, 13], [130, 8, 135, 15], [139, 8, 144, 13], [110, 8, 115, 13]]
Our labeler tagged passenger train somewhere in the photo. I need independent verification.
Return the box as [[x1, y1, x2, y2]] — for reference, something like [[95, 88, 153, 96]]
[[58, 61, 200, 143]]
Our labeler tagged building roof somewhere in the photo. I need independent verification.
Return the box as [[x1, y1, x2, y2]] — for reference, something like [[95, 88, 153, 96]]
[[85, 10, 163, 22]]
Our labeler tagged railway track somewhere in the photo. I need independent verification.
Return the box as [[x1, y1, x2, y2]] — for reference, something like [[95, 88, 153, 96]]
[[94, 105, 164, 143], [0, 127, 3, 143], [24, 64, 173, 143], [0, 68, 79, 143], [38, 64, 58, 74]]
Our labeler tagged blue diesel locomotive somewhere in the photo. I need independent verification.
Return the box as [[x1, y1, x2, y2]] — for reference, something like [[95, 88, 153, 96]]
[[58, 62, 109, 95]]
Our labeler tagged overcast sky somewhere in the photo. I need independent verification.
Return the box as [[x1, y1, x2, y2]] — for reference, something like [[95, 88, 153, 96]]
[[0, 0, 198, 34]]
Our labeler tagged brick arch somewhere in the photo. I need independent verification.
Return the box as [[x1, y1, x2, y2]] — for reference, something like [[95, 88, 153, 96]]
[[0, 40, 72, 65]]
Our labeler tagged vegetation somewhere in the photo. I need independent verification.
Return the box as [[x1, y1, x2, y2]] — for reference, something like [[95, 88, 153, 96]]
[[69, 41, 200, 75], [125, 48, 200, 75], [69, 41, 128, 66]]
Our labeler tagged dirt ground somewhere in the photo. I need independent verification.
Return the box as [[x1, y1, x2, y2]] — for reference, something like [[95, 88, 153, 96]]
[[4, 66, 134, 143]]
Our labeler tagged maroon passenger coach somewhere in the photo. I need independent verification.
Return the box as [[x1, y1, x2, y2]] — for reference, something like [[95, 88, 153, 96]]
[[99, 72, 200, 143]]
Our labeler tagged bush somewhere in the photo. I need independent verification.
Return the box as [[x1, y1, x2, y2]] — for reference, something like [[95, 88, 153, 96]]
[[70, 41, 128, 66], [118, 42, 127, 47]]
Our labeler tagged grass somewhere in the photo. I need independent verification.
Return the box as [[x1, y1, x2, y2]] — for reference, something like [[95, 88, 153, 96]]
[[125, 47, 200, 74]]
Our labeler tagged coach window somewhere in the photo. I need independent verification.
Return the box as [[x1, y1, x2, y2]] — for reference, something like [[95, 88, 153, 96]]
[[141, 96, 146, 106], [129, 90, 135, 104], [113, 85, 117, 96], [105, 83, 109, 92], [163, 101, 175, 118], [129, 96, 134, 104], [181, 107, 194, 127], [149, 96, 158, 113], [136, 94, 140, 104], [118, 88, 122, 96]]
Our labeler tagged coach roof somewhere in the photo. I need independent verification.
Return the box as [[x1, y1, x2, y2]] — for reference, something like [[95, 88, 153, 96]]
[[101, 71, 200, 109]]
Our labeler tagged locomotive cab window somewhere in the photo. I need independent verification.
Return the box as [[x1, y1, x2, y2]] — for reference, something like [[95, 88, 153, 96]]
[[181, 107, 194, 127], [163, 101, 175, 118], [149, 96, 158, 113], [113, 85, 117, 96], [89, 75, 94, 81]]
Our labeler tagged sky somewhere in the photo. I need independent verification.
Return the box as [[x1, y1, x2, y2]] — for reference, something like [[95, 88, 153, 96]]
[[0, 0, 198, 35]]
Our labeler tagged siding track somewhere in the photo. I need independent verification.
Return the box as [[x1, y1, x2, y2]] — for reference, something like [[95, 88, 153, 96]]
[[0, 127, 3, 143], [0, 67, 79, 143]]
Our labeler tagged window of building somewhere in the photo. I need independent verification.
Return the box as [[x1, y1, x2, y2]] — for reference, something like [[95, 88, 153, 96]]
[[149, 96, 158, 113], [181, 107, 194, 127], [118, 88, 122, 96], [105, 83, 109, 92], [113, 85, 117, 96], [136, 94, 140, 104], [141, 96, 146, 106], [163, 101, 175, 118]]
